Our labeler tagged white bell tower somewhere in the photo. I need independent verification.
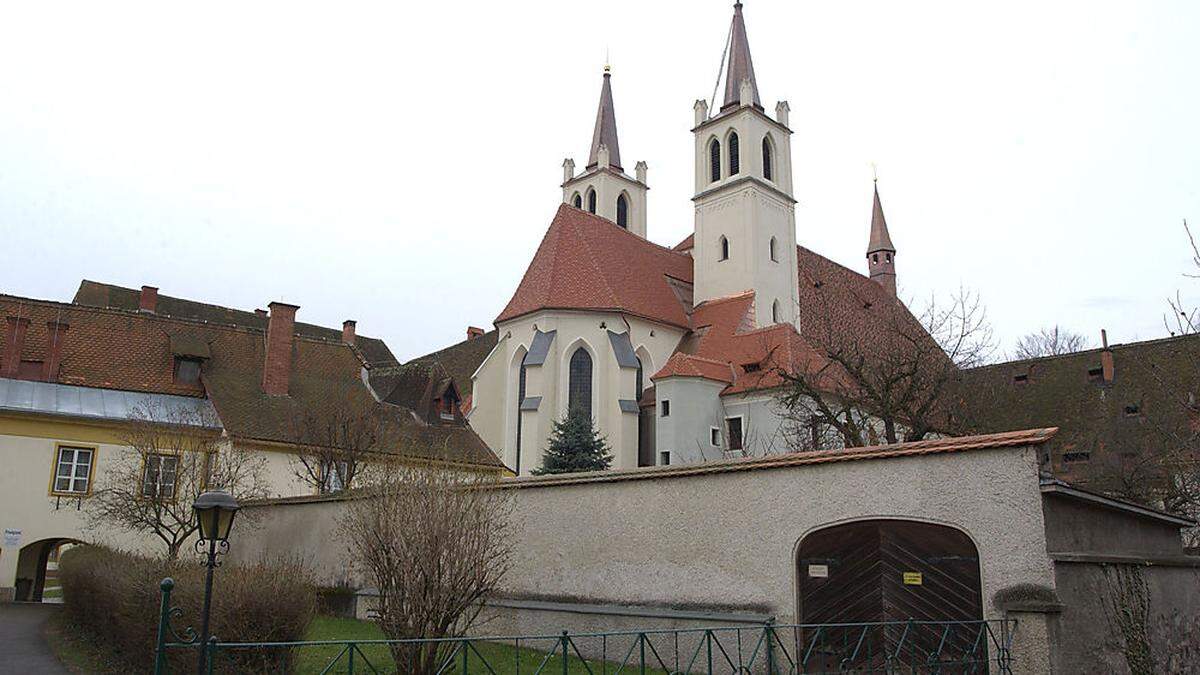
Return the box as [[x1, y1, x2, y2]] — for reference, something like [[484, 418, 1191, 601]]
[[692, 2, 798, 328], [561, 66, 649, 237]]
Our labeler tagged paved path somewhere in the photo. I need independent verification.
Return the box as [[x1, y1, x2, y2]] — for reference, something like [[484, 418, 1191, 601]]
[[0, 603, 70, 674]]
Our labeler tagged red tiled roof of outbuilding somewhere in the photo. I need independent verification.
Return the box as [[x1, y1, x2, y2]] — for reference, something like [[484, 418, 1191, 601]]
[[496, 204, 694, 328]]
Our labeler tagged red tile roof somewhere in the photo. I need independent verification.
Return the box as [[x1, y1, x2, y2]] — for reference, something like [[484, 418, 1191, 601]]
[[0, 293, 503, 469], [654, 352, 735, 383], [496, 205, 694, 328]]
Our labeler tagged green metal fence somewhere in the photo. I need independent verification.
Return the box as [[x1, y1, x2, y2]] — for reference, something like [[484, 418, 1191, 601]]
[[154, 579, 1015, 674]]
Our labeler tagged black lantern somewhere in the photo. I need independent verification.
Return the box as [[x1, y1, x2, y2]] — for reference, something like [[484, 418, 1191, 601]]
[[193, 489, 239, 542], [191, 490, 239, 675]]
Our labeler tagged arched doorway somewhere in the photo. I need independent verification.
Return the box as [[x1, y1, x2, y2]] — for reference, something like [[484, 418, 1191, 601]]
[[796, 520, 983, 668], [14, 538, 84, 603]]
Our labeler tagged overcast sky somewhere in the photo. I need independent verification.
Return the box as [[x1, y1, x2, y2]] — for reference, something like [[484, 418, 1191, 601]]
[[1, 1, 1197, 362]]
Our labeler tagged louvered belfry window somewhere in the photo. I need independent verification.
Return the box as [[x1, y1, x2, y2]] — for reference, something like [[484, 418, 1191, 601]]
[[568, 347, 593, 418], [762, 137, 773, 180], [616, 194, 628, 228], [729, 132, 740, 175], [587, 189, 597, 213]]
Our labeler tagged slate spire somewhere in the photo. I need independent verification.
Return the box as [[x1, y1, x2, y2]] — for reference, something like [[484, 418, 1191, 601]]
[[866, 180, 898, 297], [721, 2, 761, 110], [867, 182, 895, 253], [586, 66, 622, 171]]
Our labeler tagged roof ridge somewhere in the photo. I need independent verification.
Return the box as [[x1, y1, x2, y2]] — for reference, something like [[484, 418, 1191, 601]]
[[969, 331, 1200, 371], [797, 245, 874, 285], [564, 204, 694, 258]]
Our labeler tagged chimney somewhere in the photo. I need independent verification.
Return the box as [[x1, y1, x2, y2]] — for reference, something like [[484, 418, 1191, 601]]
[[2, 316, 31, 378], [467, 326, 485, 341], [1100, 329, 1115, 383], [42, 321, 69, 381], [262, 302, 298, 396], [139, 286, 158, 313], [342, 320, 357, 345]]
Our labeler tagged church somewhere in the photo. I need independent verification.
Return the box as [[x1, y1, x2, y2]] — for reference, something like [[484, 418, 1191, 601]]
[[456, 2, 912, 475]]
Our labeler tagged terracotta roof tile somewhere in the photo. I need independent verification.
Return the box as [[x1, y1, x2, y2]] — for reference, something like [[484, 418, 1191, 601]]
[[496, 205, 694, 328]]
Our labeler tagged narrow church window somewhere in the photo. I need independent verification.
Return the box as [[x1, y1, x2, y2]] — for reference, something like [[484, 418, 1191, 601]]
[[728, 132, 740, 176], [573, 193, 582, 209], [516, 361, 527, 470], [769, 236, 778, 262], [617, 194, 629, 228], [661, 400, 670, 417], [726, 416, 744, 451], [586, 188, 597, 214], [762, 137, 773, 181], [568, 347, 593, 418], [659, 450, 671, 466], [772, 300, 780, 324], [710, 139, 721, 182], [635, 357, 644, 401], [719, 235, 729, 261]]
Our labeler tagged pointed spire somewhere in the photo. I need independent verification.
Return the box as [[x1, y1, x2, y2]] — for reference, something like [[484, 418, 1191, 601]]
[[867, 182, 895, 253], [721, 2, 761, 111], [587, 66, 622, 171]]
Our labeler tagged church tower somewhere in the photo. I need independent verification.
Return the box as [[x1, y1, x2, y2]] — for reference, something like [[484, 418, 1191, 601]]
[[866, 181, 898, 297], [562, 67, 649, 237], [692, 2, 798, 328]]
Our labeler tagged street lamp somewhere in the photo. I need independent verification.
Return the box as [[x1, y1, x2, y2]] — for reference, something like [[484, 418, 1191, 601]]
[[192, 490, 239, 675]]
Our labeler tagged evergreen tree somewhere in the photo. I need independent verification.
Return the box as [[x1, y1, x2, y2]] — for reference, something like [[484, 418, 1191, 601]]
[[532, 407, 613, 475]]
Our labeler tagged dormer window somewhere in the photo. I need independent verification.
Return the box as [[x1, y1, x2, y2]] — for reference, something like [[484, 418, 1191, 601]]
[[174, 357, 202, 386]]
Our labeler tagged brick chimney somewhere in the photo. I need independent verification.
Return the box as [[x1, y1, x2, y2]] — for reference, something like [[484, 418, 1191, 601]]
[[467, 326, 485, 341], [342, 320, 357, 345], [2, 316, 30, 378], [262, 302, 299, 396], [139, 286, 158, 313], [1100, 329, 1115, 383], [42, 321, 69, 381]]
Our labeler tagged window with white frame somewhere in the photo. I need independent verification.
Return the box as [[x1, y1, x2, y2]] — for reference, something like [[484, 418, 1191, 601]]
[[141, 453, 179, 499], [726, 417, 744, 451], [53, 446, 94, 494]]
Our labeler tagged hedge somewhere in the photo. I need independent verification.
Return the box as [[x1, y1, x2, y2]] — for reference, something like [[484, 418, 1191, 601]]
[[58, 545, 315, 673]]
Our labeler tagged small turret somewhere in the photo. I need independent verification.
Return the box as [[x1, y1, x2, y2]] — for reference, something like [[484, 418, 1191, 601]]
[[866, 180, 898, 297]]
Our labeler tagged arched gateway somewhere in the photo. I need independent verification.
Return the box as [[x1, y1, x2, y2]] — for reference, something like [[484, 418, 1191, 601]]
[[796, 519, 984, 667]]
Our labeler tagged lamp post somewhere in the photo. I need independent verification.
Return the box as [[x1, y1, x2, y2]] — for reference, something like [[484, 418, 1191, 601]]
[[192, 490, 239, 675]]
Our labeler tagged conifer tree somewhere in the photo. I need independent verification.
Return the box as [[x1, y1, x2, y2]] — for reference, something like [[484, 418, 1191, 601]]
[[532, 407, 613, 475]]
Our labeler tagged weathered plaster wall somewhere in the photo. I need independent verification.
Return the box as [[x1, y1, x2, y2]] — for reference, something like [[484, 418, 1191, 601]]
[[231, 442, 1055, 627], [1042, 493, 1186, 557]]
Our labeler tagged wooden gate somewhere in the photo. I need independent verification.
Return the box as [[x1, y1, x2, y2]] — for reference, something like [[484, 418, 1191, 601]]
[[797, 519, 985, 670]]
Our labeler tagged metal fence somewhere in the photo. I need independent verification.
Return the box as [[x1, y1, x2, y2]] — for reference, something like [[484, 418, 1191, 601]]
[[155, 582, 1015, 674]]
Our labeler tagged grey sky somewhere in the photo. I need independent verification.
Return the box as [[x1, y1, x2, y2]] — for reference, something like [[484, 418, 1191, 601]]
[[1, 1, 1196, 361]]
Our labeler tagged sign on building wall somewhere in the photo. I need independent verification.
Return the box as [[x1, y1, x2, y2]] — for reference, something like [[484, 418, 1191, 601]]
[[807, 564, 829, 578], [3, 528, 21, 548]]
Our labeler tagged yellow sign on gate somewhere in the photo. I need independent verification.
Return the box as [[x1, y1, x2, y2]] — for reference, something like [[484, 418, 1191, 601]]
[[903, 571, 923, 586]]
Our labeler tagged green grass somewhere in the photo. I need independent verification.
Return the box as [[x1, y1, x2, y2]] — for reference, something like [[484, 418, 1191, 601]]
[[42, 586, 63, 599], [294, 615, 672, 674]]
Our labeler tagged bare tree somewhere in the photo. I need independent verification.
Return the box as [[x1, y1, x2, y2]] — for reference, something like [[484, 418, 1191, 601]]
[[339, 458, 513, 674], [777, 286, 996, 448], [1012, 325, 1091, 359], [289, 399, 398, 493], [85, 399, 270, 560]]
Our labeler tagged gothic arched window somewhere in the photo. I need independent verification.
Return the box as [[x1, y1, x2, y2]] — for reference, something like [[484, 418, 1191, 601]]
[[635, 356, 644, 401], [762, 137, 773, 181], [616, 194, 629, 228], [709, 139, 721, 183], [769, 236, 778, 262], [586, 188, 597, 214], [728, 132, 740, 176], [772, 300, 780, 324], [515, 361, 527, 468], [568, 347, 593, 418], [573, 193, 582, 209], [719, 235, 730, 261]]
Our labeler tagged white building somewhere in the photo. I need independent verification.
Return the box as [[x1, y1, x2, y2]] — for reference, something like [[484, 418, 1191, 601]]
[[448, 3, 916, 475]]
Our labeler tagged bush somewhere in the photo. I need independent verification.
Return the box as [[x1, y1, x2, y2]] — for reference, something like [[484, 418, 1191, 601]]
[[59, 545, 315, 673]]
